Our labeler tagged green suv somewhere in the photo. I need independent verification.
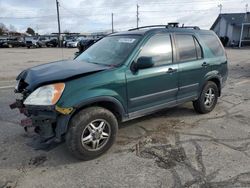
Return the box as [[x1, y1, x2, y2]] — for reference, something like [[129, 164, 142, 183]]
[[11, 25, 228, 160]]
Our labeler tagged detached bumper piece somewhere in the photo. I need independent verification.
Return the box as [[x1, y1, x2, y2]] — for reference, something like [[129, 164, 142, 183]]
[[10, 100, 73, 151]]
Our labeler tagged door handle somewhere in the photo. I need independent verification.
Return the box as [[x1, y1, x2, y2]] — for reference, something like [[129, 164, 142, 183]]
[[166, 68, 177, 73], [202, 62, 210, 67]]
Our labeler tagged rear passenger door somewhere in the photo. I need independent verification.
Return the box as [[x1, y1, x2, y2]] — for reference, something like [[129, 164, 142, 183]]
[[174, 33, 209, 101]]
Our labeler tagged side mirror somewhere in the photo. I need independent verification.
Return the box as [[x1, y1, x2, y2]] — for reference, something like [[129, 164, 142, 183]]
[[133, 56, 154, 71]]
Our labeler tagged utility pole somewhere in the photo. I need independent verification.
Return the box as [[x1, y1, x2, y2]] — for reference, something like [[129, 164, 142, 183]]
[[217, 4, 222, 37], [246, 4, 248, 12], [136, 4, 139, 28], [36, 25, 39, 35], [111, 13, 114, 33], [218, 4, 222, 14], [56, 0, 61, 47]]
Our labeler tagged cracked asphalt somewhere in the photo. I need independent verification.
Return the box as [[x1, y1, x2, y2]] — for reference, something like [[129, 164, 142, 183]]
[[0, 48, 250, 188]]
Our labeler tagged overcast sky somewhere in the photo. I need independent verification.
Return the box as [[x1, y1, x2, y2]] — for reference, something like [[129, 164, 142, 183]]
[[0, 0, 249, 34]]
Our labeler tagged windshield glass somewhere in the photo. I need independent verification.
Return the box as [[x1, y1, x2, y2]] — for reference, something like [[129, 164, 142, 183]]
[[76, 35, 141, 66]]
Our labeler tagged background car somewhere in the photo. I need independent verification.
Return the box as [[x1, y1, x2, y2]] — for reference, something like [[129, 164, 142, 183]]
[[0, 39, 9, 48], [0, 38, 26, 48], [45, 38, 58, 47], [75, 38, 102, 57], [66, 37, 85, 48], [78, 38, 98, 52], [63, 36, 76, 47], [26, 37, 48, 48]]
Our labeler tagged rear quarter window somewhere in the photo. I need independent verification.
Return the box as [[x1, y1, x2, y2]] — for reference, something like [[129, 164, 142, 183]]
[[199, 34, 224, 57], [175, 34, 203, 62]]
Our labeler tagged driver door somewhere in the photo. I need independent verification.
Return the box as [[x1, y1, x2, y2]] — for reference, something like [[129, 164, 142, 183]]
[[126, 33, 178, 114]]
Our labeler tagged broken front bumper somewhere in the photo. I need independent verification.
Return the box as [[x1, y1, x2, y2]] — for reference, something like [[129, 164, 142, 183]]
[[10, 99, 73, 150]]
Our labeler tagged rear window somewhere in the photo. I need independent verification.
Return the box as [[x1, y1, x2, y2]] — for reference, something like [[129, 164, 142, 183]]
[[194, 37, 203, 59], [175, 34, 197, 62], [199, 34, 224, 57]]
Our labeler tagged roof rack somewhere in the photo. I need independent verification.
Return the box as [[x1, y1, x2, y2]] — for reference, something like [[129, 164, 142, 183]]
[[128, 25, 170, 31], [128, 23, 200, 31], [181, 25, 200, 30]]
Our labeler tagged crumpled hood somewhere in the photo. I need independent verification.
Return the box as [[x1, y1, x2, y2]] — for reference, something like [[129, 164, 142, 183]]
[[16, 59, 110, 92]]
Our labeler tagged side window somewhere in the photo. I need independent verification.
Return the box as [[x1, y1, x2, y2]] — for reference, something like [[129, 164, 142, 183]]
[[175, 34, 197, 62], [199, 34, 224, 57], [137, 34, 172, 66], [194, 37, 203, 59]]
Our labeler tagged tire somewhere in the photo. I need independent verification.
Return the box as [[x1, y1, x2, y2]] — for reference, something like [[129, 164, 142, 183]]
[[193, 81, 219, 114], [66, 106, 118, 160], [8, 44, 12, 48]]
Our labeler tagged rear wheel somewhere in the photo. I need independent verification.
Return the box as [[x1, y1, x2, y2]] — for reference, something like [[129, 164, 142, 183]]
[[193, 81, 219, 114], [66, 107, 118, 160]]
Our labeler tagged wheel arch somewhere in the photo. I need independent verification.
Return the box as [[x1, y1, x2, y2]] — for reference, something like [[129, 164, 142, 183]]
[[72, 96, 127, 123], [206, 77, 221, 96], [55, 96, 127, 139]]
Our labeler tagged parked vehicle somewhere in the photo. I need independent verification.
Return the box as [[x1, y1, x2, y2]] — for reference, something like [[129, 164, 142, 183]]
[[10, 25, 228, 160], [45, 38, 58, 47], [75, 38, 100, 57], [79, 38, 100, 51], [67, 37, 85, 48], [26, 37, 47, 48], [63, 36, 76, 47], [0, 38, 26, 48], [0, 39, 8, 48]]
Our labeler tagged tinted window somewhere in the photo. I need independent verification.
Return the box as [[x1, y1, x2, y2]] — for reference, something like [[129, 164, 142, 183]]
[[199, 34, 224, 57], [137, 34, 172, 66], [194, 37, 202, 59], [176, 34, 197, 62]]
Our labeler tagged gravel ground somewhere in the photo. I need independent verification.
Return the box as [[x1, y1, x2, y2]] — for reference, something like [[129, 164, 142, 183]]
[[0, 48, 250, 188]]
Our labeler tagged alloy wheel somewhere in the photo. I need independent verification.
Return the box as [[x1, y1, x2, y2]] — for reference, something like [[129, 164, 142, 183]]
[[204, 88, 215, 107], [81, 119, 111, 151]]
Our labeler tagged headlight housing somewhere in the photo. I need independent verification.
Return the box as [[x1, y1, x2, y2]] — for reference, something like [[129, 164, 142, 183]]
[[24, 83, 65, 106]]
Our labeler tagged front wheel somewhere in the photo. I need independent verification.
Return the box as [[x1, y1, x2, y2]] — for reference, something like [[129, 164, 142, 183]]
[[193, 81, 219, 114], [66, 107, 118, 160]]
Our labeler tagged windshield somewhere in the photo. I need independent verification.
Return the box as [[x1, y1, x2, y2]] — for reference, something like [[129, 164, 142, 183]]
[[76, 35, 141, 66]]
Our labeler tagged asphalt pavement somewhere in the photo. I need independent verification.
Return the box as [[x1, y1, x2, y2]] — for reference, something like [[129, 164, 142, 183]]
[[0, 48, 250, 188]]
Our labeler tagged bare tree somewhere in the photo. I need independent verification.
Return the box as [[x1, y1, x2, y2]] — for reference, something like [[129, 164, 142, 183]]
[[26, 27, 35, 36]]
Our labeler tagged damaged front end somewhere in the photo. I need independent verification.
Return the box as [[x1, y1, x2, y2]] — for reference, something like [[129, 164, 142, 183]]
[[10, 79, 73, 150], [9, 59, 110, 150]]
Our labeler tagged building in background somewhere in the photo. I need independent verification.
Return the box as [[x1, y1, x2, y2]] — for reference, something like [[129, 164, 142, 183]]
[[211, 12, 250, 47]]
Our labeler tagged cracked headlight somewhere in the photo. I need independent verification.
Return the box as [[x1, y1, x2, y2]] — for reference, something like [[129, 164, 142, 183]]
[[24, 83, 65, 106]]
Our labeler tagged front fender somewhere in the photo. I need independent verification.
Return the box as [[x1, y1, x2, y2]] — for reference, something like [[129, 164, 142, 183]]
[[58, 88, 126, 109]]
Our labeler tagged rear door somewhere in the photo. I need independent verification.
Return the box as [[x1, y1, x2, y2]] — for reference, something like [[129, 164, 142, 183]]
[[174, 33, 209, 101], [198, 33, 228, 85], [126, 33, 179, 113]]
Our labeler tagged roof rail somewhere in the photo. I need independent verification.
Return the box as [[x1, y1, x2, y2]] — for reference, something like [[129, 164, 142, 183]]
[[181, 25, 200, 30], [128, 25, 170, 31], [128, 24, 201, 31]]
